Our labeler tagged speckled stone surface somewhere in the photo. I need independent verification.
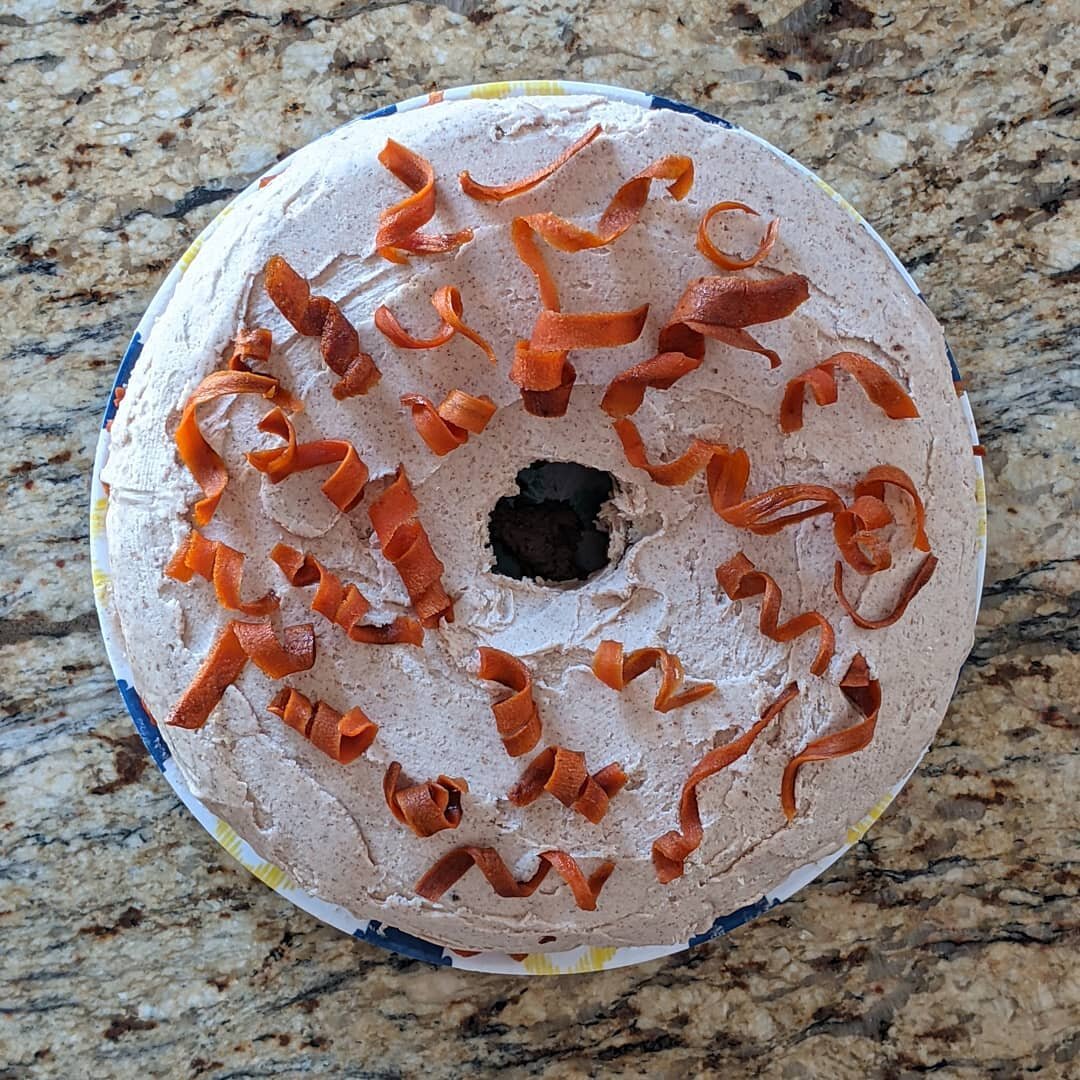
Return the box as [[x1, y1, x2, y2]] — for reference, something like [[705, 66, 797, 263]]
[[1, 1, 1077, 1077]]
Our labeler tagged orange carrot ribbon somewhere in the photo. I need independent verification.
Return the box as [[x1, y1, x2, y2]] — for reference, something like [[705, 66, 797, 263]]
[[660, 274, 810, 369], [165, 529, 278, 616], [459, 123, 602, 202], [375, 139, 473, 263], [476, 646, 542, 757], [592, 640, 715, 712], [601, 351, 704, 419], [781, 654, 880, 820], [508, 746, 627, 824], [263, 255, 380, 399], [166, 620, 315, 730], [375, 285, 496, 363], [652, 683, 800, 883], [246, 407, 369, 514], [833, 464, 929, 574], [267, 686, 378, 764], [401, 389, 497, 456], [834, 554, 939, 629], [383, 762, 468, 837], [175, 365, 297, 527], [415, 846, 615, 911], [270, 542, 424, 646], [716, 552, 835, 677], [368, 465, 454, 627], [696, 200, 780, 271], [780, 352, 920, 433], [227, 327, 273, 372]]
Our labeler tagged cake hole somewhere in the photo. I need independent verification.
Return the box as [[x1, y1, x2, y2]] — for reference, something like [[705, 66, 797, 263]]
[[489, 461, 615, 584]]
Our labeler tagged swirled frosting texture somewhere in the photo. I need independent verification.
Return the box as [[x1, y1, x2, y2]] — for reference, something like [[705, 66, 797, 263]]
[[102, 96, 979, 952]]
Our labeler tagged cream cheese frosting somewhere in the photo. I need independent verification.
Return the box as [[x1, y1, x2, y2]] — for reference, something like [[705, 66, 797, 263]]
[[102, 95, 980, 952]]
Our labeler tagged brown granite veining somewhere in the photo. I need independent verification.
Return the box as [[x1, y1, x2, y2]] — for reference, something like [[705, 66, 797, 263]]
[[1, 1, 1077, 1077]]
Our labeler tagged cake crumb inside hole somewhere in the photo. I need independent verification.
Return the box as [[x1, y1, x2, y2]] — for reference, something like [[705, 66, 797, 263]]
[[489, 461, 615, 584]]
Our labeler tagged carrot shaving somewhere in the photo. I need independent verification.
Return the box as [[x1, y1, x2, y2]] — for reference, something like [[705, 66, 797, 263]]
[[659, 274, 810, 369], [368, 465, 454, 627], [614, 418, 844, 534], [508, 746, 627, 824], [227, 327, 273, 372], [246, 407, 369, 514], [267, 686, 378, 764], [375, 285, 497, 363], [166, 620, 315, 730], [383, 762, 468, 837], [716, 552, 835, 676], [652, 683, 799, 883], [832, 465, 929, 574], [375, 139, 473, 263], [592, 640, 715, 713], [696, 200, 780, 271], [401, 389, 497, 456], [509, 304, 649, 418], [780, 352, 920, 433], [270, 542, 424, 646], [459, 123, 602, 202], [834, 554, 938, 629], [174, 365, 297, 527], [263, 255, 380, 399], [781, 654, 880, 820], [165, 529, 278, 616], [415, 846, 615, 911], [601, 351, 704, 419], [476, 646, 542, 757]]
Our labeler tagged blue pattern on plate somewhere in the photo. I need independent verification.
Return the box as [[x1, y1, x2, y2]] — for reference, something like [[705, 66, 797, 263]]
[[650, 94, 735, 129], [103, 331, 143, 429], [362, 103, 398, 120], [688, 895, 776, 947], [118, 678, 170, 769], [945, 340, 962, 384], [358, 921, 452, 966]]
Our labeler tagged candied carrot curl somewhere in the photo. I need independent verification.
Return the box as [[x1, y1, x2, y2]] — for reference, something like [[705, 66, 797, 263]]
[[601, 351, 704, 419], [375, 139, 473, 263], [660, 274, 810, 369], [716, 552, 835, 677], [166, 620, 315, 730], [781, 654, 880, 821], [375, 285, 497, 363], [368, 465, 454, 627], [415, 846, 615, 911], [652, 683, 800, 883], [270, 542, 424, 646], [508, 746, 627, 825], [592, 640, 715, 713], [476, 647, 542, 757], [227, 327, 273, 372], [263, 255, 380, 399], [166, 529, 278, 617], [833, 465, 929, 574], [401, 390, 497, 456], [780, 352, 920, 433], [834, 554, 939, 630], [510, 154, 694, 316], [383, 762, 468, 837], [174, 366, 297, 527], [459, 123, 603, 203], [267, 686, 378, 764], [246, 407, 369, 514], [697, 200, 780, 271], [509, 305, 649, 419], [614, 418, 844, 535]]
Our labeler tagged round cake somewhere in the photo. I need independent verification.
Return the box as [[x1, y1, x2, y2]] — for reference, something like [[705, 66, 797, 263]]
[[102, 94, 980, 954]]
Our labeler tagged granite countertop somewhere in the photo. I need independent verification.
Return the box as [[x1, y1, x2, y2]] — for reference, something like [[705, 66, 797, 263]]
[[2, 1, 1077, 1076]]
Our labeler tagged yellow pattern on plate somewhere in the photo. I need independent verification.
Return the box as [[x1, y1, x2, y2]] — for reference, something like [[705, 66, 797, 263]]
[[845, 791, 896, 845], [470, 80, 566, 100], [214, 820, 295, 891], [522, 946, 618, 976]]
